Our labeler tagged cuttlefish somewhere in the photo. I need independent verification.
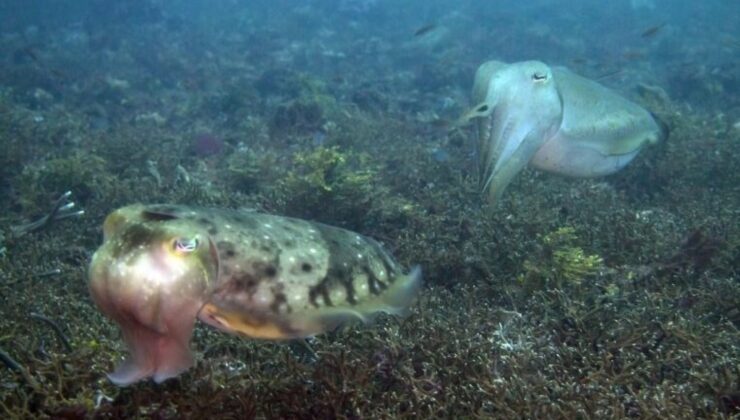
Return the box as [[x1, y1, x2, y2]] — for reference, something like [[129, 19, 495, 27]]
[[88, 204, 421, 386], [457, 60, 667, 204]]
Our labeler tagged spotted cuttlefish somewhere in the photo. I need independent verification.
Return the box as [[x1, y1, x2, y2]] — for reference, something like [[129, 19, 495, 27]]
[[88, 204, 421, 386]]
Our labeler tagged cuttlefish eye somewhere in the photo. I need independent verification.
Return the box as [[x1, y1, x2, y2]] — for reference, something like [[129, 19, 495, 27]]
[[173, 237, 199, 253], [532, 72, 549, 82]]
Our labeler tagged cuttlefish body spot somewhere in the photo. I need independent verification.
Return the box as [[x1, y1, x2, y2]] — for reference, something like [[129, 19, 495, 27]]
[[463, 60, 666, 205], [88, 204, 422, 386]]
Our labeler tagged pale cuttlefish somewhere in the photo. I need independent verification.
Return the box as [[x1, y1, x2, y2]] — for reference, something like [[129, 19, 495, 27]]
[[457, 60, 667, 205], [88, 204, 421, 386]]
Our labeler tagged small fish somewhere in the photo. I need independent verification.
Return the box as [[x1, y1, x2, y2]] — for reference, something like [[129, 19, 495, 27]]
[[48, 68, 68, 81], [595, 68, 625, 81], [641, 23, 666, 38], [622, 50, 646, 61], [414, 23, 438, 37], [88, 204, 421, 386], [720, 36, 740, 49]]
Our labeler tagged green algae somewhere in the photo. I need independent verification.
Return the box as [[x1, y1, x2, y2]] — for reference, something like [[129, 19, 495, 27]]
[[277, 146, 378, 226], [267, 72, 342, 135], [518, 226, 605, 291]]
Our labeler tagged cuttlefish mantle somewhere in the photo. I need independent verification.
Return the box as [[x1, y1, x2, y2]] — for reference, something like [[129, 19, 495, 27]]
[[458, 60, 667, 205]]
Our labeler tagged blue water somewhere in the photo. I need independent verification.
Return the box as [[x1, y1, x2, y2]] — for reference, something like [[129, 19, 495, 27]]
[[1, 0, 737, 111]]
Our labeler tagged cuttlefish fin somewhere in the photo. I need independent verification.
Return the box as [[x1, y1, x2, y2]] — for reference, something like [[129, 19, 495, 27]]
[[301, 265, 423, 334], [199, 266, 422, 340], [199, 303, 290, 340]]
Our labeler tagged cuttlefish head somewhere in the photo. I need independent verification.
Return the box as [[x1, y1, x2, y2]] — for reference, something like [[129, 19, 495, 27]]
[[88, 205, 219, 386], [460, 60, 563, 205]]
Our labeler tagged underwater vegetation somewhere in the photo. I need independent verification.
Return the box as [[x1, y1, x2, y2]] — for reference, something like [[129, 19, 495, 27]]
[[1, 0, 739, 418], [278, 146, 379, 227], [517, 226, 604, 291], [14, 153, 111, 214], [261, 72, 341, 137]]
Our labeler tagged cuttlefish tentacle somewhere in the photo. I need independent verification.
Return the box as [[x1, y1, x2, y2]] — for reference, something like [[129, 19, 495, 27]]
[[459, 60, 666, 206]]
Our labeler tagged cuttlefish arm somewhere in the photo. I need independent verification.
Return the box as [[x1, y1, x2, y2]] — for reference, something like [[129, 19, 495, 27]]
[[88, 206, 219, 385], [460, 60, 666, 206], [470, 61, 563, 204]]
